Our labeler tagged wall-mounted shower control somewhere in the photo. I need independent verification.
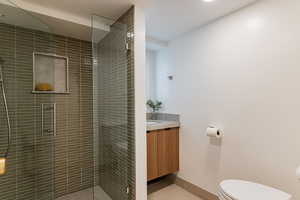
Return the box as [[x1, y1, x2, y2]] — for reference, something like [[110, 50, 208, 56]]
[[41, 103, 56, 136]]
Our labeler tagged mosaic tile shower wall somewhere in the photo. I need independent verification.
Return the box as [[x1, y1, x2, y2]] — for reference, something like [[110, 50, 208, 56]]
[[95, 7, 135, 200], [0, 23, 93, 200]]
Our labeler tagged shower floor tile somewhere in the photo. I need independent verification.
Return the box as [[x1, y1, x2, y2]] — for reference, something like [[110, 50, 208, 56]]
[[56, 186, 112, 200]]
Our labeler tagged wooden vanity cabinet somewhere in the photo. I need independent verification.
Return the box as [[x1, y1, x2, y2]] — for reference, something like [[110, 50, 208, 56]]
[[147, 131, 158, 181], [147, 128, 179, 181]]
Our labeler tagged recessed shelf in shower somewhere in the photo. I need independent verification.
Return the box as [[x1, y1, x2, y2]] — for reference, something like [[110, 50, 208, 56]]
[[32, 52, 70, 94]]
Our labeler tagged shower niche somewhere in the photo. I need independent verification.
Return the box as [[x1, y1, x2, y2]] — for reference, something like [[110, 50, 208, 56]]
[[32, 52, 69, 94]]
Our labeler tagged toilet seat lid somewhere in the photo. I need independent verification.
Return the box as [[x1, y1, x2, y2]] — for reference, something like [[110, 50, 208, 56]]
[[219, 180, 291, 200]]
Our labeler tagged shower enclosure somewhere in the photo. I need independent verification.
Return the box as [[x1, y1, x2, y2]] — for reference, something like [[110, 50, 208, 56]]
[[0, 1, 135, 200]]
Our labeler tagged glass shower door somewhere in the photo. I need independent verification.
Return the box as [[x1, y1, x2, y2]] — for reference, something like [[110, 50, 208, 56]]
[[92, 14, 134, 200]]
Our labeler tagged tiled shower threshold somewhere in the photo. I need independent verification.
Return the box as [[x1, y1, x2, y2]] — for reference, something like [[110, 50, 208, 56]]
[[56, 186, 112, 200]]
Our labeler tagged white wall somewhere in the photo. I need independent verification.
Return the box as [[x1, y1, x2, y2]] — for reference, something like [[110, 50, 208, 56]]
[[156, 0, 300, 199], [146, 49, 157, 101], [134, 5, 147, 200]]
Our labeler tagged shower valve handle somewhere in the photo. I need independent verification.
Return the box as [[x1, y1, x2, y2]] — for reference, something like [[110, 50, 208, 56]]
[[44, 129, 53, 133]]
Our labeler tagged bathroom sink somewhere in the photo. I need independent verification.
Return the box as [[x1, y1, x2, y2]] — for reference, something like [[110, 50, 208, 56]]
[[147, 120, 162, 125], [147, 120, 180, 131]]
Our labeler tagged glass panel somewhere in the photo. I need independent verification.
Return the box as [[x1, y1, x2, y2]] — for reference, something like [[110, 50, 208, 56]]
[[92, 14, 133, 200], [0, 1, 56, 199]]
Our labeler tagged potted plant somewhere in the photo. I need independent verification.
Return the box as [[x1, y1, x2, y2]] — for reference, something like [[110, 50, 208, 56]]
[[147, 100, 162, 113]]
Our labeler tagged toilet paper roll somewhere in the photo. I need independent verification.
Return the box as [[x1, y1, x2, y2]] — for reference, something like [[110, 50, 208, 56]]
[[206, 127, 222, 139]]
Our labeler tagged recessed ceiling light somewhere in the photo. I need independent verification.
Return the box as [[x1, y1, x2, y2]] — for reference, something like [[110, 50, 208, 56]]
[[202, 0, 215, 2]]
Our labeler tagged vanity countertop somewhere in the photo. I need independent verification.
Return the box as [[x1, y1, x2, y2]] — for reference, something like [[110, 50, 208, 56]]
[[147, 120, 180, 131]]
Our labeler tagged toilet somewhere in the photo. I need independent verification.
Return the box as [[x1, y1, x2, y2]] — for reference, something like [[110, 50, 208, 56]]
[[218, 180, 292, 200]]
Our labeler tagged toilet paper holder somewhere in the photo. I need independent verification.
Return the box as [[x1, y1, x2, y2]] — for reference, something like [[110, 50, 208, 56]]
[[207, 125, 223, 138]]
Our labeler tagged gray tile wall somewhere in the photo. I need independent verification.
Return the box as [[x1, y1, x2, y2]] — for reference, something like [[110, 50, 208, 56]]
[[0, 23, 93, 200]]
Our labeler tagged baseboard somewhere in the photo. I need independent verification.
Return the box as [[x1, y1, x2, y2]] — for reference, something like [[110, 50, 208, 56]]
[[147, 175, 176, 194], [175, 177, 219, 200]]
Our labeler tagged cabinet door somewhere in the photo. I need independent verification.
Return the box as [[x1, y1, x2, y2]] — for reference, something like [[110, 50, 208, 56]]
[[157, 128, 179, 177], [147, 131, 158, 181]]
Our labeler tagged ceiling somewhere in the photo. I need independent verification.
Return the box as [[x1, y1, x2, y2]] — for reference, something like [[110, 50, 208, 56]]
[[0, 0, 146, 41], [1, 0, 258, 43], [15, 0, 141, 22], [146, 0, 258, 42]]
